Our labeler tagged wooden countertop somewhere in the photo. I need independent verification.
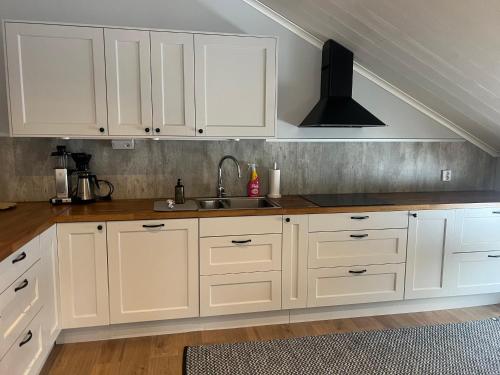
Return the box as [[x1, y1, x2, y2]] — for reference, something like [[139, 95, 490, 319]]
[[2, 191, 500, 263]]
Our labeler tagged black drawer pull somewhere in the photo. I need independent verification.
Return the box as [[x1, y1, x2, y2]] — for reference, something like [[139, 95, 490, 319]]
[[12, 252, 27, 264], [350, 234, 368, 239], [351, 216, 369, 220], [232, 239, 252, 244], [488, 255, 500, 258], [410, 213, 418, 218], [142, 224, 165, 228], [349, 269, 367, 274], [493, 211, 500, 214], [19, 330, 32, 347], [14, 279, 29, 292]]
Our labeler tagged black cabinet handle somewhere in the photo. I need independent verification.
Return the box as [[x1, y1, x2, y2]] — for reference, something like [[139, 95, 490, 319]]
[[488, 255, 500, 258], [155, 128, 160, 133], [198, 129, 204, 134], [97, 225, 103, 231], [351, 216, 369, 220], [12, 252, 27, 264], [142, 224, 165, 228], [99, 127, 105, 133], [350, 234, 368, 239], [349, 269, 367, 274], [285, 218, 291, 223], [14, 279, 29, 292], [19, 330, 32, 347], [145, 127, 150, 133], [410, 213, 418, 218], [232, 239, 252, 244], [493, 212, 500, 214]]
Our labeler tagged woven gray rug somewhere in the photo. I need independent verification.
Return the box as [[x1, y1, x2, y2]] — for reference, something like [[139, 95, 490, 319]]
[[184, 318, 500, 374]]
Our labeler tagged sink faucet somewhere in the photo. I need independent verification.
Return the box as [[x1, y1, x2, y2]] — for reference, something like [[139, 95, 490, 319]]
[[217, 155, 242, 198]]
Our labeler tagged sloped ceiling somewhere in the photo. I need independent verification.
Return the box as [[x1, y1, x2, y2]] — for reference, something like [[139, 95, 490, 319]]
[[256, 0, 500, 155]]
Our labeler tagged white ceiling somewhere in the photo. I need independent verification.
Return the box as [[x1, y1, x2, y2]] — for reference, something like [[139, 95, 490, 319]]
[[256, 0, 500, 154]]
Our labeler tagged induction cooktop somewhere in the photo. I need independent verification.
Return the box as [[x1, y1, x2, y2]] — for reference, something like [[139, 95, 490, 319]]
[[301, 194, 394, 207]]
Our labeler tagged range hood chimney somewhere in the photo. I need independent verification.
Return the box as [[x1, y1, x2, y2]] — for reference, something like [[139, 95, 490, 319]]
[[300, 40, 385, 128]]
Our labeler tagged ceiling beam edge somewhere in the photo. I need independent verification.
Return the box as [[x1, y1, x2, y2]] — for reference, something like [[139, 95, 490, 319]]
[[242, 0, 499, 157]]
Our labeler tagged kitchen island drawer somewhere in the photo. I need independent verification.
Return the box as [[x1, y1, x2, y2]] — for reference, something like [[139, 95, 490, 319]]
[[307, 263, 405, 307], [454, 209, 500, 253], [0, 262, 42, 358], [309, 212, 408, 233], [200, 271, 281, 317], [200, 216, 282, 237], [200, 234, 282, 275], [0, 311, 44, 375], [308, 229, 407, 268], [0, 237, 41, 294], [448, 251, 500, 295]]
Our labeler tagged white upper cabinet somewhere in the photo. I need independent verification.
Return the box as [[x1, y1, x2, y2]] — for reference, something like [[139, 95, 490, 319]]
[[194, 34, 277, 137], [5, 22, 108, 136], [151, 32, 196, 136], [405, 210, 455, 299], [105, 29, 152, 136]]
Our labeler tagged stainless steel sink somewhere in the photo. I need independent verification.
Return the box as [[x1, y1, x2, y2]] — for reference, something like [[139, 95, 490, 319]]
[[196, 197, 280, 210]]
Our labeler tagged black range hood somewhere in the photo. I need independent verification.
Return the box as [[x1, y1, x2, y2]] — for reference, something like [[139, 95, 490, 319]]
[[300, 40, 385, 128]]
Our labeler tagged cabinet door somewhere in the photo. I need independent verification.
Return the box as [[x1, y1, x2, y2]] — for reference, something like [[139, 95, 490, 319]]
[[5, 22, 107, 136], [107, 219, 199, 324], [448, 251, 500, 295], [282, 215, 308, 309], [105, 28, 152, 136], [151, 32, 195, 136], [405, 210, 455, 299], [453, 209, 500, 253], [194, 34, 277, 137], [40, 225, 60, 348], [57, 222, 109, 328]]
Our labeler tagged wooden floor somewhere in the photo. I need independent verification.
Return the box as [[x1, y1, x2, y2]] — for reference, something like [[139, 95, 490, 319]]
[[41, 304, 500, 375]]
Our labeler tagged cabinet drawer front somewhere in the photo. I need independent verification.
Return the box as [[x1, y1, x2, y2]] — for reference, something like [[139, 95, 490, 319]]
[[307, 264, 405, 307], [309, 212, 408, 232], [200, 216, 282, 237], [0, 311, 44, 375], [0, 262, 42, 358], [455, 209, 500, 253], [200, 234, 282, 275], [200, 271, 281, 317], [308, 229, 407, 268], [0, 237, 41, 294], [449, 251, 500, 295]]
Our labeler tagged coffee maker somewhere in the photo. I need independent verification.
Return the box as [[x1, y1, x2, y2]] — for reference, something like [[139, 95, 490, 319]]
[[50, 146, 72, 204], [72, 153, 114, 203]]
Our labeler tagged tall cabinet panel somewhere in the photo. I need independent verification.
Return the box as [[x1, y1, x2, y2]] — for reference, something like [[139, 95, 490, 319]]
[[107, 219, 199, 324], [282, 215, 308, 309], [105, 28, 152, 136], [57, 222, 109, 328], [405, 210, 455, 299], [5, 22, 108, 136], [151, 32, 196, 136], [194, 34, 277, 137]]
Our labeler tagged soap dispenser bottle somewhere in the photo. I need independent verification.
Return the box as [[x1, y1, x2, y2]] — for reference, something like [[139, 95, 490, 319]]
[[175, 179, 185, 204]]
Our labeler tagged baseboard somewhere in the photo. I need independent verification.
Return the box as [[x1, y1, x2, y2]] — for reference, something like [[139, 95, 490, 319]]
[[57, 294, 500, 344], [290, 293, 500, 323]]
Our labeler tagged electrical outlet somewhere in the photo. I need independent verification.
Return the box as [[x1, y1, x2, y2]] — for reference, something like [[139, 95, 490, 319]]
[[111, 139, 135, 150], [441, 169, 452, 182]]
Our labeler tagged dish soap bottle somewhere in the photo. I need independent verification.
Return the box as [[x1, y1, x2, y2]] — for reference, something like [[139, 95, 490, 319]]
[[247, 164, 260, 197], [174, 179, 185, 204]]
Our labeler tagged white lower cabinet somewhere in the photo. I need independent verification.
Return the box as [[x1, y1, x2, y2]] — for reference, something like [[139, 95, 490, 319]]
[[405, 210, 455, 299], [448, 251, 500, 295], [0, 312, 44, 375], [57, 222, 109, 328], [282, 215, 308, 309], [307, 263, 405, 307], [200, 271, 281, 317], [39, 225, 60, 349], [107, 219, 199, 324], [453, 209, 500, 253]]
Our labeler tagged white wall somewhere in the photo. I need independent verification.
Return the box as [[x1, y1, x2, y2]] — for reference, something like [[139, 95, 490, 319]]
[[0, 0, 461, 140]]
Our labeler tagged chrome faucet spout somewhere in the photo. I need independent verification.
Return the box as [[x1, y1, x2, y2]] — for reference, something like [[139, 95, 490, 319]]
[[217, 155, 241, 198]]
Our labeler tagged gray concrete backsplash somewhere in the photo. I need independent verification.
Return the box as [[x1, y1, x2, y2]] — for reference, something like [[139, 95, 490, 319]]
[[0, 138, 496, 202]]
